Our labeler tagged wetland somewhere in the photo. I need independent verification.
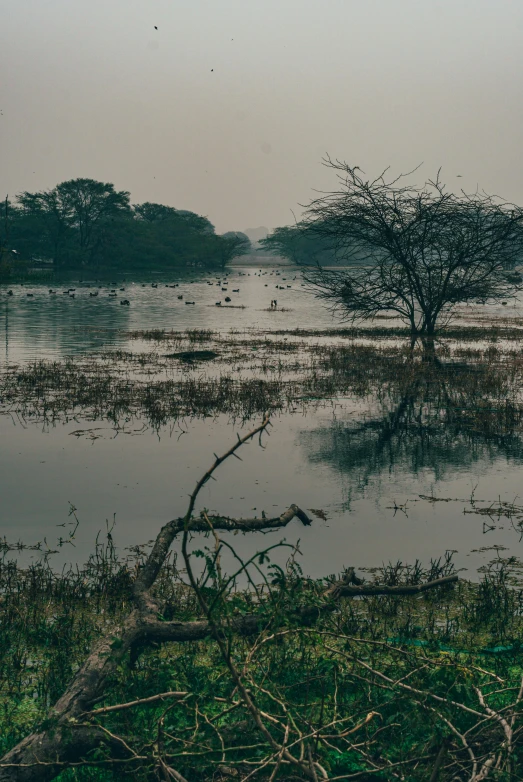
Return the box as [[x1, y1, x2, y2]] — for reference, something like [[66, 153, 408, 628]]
[[4, 267, 523, 780], [2, 266, 523, 574]]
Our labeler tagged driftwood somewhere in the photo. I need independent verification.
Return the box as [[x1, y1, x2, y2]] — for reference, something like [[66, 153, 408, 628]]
[[0, 417, 457, 780]]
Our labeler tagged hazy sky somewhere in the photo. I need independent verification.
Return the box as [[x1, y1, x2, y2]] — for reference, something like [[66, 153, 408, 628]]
[[2, 0, 523, 233]]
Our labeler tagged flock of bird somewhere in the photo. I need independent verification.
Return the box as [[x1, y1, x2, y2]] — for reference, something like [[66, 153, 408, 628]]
[[2, 269, 298, 309]]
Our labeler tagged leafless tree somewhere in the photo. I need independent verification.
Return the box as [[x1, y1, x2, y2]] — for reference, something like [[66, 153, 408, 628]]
[[302, 159, 523, 340]]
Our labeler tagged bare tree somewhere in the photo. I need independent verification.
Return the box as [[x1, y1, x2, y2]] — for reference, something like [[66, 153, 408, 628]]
[[302, 159, 523, 340]]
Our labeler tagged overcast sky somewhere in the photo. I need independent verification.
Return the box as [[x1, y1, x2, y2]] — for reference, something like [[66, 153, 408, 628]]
[[1, 0, 523, 233]]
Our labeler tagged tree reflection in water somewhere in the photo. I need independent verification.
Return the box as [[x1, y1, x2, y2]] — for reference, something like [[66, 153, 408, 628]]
[[300, 350, 523, 492]]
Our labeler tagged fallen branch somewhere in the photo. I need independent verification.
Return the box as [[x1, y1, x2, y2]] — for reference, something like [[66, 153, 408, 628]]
[[0, 417, 458, 780]]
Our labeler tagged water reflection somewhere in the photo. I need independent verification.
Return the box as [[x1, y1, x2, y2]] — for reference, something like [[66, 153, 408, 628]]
[[2, 296, 132, 363], [300, 359, 523, 495]]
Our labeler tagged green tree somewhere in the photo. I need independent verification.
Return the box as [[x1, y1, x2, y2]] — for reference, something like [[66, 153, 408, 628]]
[[16, 189, 73, 266], [8, 184, 239, 273], [17, 178, 131, 267], [54, 178, 131, 254], [260, 223, 337, 265], [216, 231, 251, 269]]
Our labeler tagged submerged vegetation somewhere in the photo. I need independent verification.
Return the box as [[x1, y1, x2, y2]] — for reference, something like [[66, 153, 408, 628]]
[[3, 325, 523, 441]]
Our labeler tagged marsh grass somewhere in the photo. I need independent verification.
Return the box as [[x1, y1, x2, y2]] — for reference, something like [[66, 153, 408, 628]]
[[2, 535, 523, 780], [3, 331, 523, 436]]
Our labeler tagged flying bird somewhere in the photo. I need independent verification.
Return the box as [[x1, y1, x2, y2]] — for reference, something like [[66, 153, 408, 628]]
[[211, 68, 214, 72], [154, 25, 158, 29], [456, 174, 462, 177]]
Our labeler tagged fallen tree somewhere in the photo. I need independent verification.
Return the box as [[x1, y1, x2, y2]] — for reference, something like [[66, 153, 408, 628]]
[[4, 417, 506, 782]]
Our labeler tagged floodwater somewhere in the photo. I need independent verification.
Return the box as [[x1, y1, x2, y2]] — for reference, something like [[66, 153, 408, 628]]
[[1, 267, 335, 363], [1, 266, 523, 579]]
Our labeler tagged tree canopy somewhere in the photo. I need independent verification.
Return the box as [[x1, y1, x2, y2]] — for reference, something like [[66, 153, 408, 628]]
[[4, 180, 247, 274], [260, 223, 339, 265]]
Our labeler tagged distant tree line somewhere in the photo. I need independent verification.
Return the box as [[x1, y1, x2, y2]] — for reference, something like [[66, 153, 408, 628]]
[[0, 178, 250, 277], [260, 223, 341, 265]]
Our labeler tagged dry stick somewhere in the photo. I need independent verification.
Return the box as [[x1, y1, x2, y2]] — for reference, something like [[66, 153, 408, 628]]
[[180, 419, 318, 780], [0, 419, 308, 781], [85, 691, 189, 717], [326, 645, 486, 719]]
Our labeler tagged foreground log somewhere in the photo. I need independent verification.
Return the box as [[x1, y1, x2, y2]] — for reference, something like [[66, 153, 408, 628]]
[[0, 417, 457, 781]]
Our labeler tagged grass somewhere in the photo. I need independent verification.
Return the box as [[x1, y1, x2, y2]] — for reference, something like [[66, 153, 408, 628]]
[[3, 330, 523, 434], [1, 535, 523, 780]]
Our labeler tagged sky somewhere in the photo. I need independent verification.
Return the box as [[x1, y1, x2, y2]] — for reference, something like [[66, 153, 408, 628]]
[[1, 0, 523, 234]]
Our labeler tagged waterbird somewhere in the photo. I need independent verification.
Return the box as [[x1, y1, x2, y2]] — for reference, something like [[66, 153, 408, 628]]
[[177, 295, 183, 299], [26, 293, 34, 297], [215, 301, 222, 306], [185, 301, 195, 305], [89, 291, 98, 297], [7, 290, 13, 296], [120, 299, 130, 306], [232, 288, 239, 292], [225, 296, 231, 302]]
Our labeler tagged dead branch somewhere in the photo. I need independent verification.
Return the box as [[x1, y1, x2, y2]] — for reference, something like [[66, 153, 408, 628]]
[[0, 418, 458, 780]]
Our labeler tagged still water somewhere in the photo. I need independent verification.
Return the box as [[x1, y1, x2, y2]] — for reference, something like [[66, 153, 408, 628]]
[[1, 266, 522, 578], [1, 266, 336, 363]]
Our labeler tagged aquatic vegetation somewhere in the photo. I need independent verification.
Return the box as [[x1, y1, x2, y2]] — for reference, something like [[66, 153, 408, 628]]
[[2, 329, 523, 440]]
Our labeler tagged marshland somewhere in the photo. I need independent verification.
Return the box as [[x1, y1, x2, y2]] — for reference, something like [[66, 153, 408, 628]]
[[4, 1, 523, 774], [4, 262, 523, 779]]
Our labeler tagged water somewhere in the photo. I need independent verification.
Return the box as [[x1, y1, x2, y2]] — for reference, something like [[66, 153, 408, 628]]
[[1, 267, 338, 364], [1, 266, 523, 578]]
